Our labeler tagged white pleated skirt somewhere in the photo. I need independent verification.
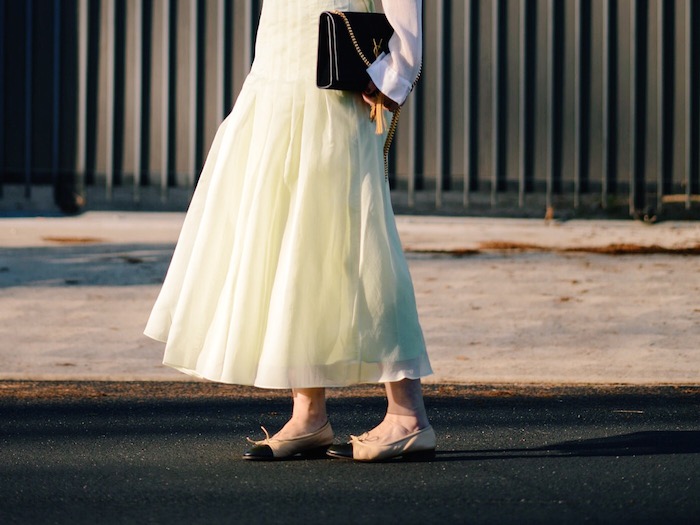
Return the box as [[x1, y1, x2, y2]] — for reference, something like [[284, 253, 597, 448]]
[[144, 0, 432, 388]]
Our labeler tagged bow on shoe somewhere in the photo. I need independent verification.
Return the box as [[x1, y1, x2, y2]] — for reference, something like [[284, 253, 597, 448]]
[[350, 432, 378, 444], [246, 426, 272, 446], [243, 422, 335, 461], [337, 426, 437, 462]]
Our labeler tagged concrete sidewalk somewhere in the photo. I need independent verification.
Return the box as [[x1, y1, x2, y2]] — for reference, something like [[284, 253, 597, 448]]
[[1, 212, 699, 384]]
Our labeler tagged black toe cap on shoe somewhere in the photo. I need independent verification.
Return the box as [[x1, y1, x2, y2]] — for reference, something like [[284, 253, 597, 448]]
[[326, 443, 353, 459], [243, 444, 275, 460]]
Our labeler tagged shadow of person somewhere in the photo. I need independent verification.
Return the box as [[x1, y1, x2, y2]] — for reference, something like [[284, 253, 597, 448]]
[[434, 430, 700, 462]]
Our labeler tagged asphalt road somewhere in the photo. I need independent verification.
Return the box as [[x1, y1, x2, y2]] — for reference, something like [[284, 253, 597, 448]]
[[1, 382, 698, 524]]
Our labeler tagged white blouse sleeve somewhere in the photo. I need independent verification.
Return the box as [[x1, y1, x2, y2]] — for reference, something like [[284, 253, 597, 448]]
[[367, 0, 422, 106]]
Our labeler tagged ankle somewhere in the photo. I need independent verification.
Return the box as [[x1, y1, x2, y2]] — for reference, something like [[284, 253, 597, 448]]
[[291, 388, 327, 425], [289, 412, 327, 429], [274, 415, 328, 440], [383, 413, 428, 433], [384, 379, 429, 427], [291, 401, 327, 427]]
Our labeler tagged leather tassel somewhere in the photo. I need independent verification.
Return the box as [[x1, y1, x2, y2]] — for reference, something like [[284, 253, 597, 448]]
[[369, 38, 387, 134], [370, 93, 387, 135]]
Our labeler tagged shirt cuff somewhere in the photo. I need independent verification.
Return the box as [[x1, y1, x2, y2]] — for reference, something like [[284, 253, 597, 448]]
[[367, 53, 413, 106]]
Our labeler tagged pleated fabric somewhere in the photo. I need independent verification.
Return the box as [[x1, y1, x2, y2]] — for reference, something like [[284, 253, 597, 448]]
[[144, 0, 432, 388]]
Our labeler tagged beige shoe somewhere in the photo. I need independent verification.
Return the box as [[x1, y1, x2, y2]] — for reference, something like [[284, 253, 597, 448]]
[[327, 425, 436, 462], [243, 421, 334, 460]]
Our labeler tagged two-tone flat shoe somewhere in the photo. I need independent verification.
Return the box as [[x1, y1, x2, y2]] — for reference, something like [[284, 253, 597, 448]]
[[326, 425, 436, 462], [242, 421, 334, 461]]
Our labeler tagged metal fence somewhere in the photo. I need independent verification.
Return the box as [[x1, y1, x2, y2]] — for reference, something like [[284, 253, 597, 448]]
[[1, 0, 699, 217]]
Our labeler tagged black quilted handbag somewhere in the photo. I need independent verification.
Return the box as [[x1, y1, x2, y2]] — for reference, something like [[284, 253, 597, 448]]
[[316, 11, 394, 92]]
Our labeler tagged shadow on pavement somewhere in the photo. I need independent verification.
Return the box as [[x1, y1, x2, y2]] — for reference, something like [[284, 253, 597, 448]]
[[435, 430, 700, 462], [0, 243, 174, 288], [1, 382, 699, 523], [2, 383, 699, 456]]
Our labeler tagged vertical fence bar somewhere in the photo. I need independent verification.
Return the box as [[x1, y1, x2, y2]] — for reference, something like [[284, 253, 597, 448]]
[[76, 0, 88, 181], [407, 97, 416, 207], [133, 0, 143, 200], [188, 0, 198, 186], [406, 0, 426, 209], [217, 0, 226, 121], [573, 0, 582, 208], [685, 0, 692, 209], [434, 0, 445, 208], [629, 0, 637, 215], [51, 0, 61, 187], [105, 0, 115, 199], [244, 0, 254, 73], [518, 0, 527, 208], [24, 0, 33, 198], [601, 0, 610, 208], [629, 0, 648, 216], [0, 0, 5, 196], [463, 0, 474, 207], [546, 0, 555, 211], [491, 0, 502, 206], [601, 0, 618, 209], [656, 0, 665, 211], [160, 0, 171, 199]]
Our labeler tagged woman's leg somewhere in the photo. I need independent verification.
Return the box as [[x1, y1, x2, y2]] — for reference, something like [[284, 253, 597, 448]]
[[326, 378, 433, 460], [273, 387, 328, 439], [244, 387, 333, 460], [362, 378, 430, 442]]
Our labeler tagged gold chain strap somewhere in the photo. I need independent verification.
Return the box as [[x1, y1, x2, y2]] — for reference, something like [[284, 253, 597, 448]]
[[333, 10, 422, 183], [334, 11, 375, 68]]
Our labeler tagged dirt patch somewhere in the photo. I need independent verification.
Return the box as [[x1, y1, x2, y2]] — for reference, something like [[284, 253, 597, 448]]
[[404, 247, 480, 257], [405, 242, 700, 256], [478, 241, 544, 252], [563, 243, 700, 255], [1, 381, 698, 403], [42, 236, 105, 244]]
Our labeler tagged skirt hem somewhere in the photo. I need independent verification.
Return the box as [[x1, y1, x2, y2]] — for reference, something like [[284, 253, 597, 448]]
[[161, 360, 433, 390]]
